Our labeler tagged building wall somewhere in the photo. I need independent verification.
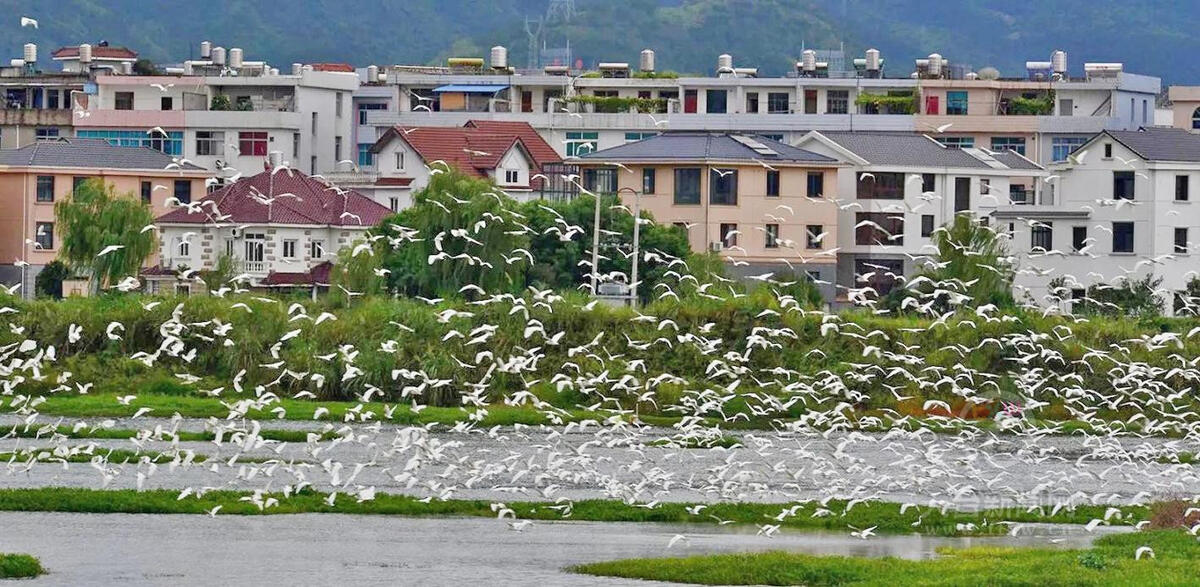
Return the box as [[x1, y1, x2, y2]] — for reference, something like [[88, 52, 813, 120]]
[[157, 223, 370, 284]]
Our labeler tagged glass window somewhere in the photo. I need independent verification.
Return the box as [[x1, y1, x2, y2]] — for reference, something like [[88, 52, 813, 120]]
[[504, 169, 519, 183], [76, 130, 183, 155], [195, 131, 224, 156], [1194, 107, 1200, 130], [720, 223, 737, 247], [939, 137, 974, 149], [674, 168, 701, 204], [709, 168, 738, 205], [35, 222, 53, 250], [745, 92, 759, 113], [826, 90, 848, 114], [705, 90, 727, 114], [1072, 226, 1087, 252], [1113, 171, 1135, 200], [921, 215, 934, 237], [922, 173, 935, 193], [1031, 222, 1053, 251], [335, 92, 344, 117], [141, 181, 152, 204], [582, 168, 615, 193], [855, 212, 904, 246], [1177, 175, 1190, 201], [946, 91, 968, 115], [565, 131, 598, 157], [239, 131, 269, 157], [357, 103, 386, 125], [624, 132, 657, 143], [642, 168, 656, 194], [35, 127, 59, 141], [857, 172, 904, 199], [804, 90, 817, 114], [767, 92, 789, 113], [1104, 143, 1113, 158], [1113, 222, 1134, 253], [115, 92, 134, 110], [1051, 137, 1088, 162], [766, 170, 780, 197], [806, 171, 823, 198], [1176, 227, 1189, 254], [161, 97, 173, 111], [310, 240, 324, 258], [357, 143, 375, 167], [36, 176, 54, 203], [282, 240, 297, 259], [174, 180, 192, 204], [177, 238, 190, 257], [765, 224, 780, 248], [990, 137, 1026, 155], [806, 224, 823, 249]]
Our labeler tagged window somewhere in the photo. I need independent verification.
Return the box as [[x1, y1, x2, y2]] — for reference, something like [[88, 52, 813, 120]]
[[311, 112, 318, 135], [292, 133, 301, 159], [504, 169, 519, 183], [1193, 107, 1200, 130], [1052, 137, 1088, 162], [357, 103, 386, 125], [1031, 222, 1053, 251], [141, 181, 152, 204], [115, 92, 134, 110], [921, 215, 935, 237], [624, 132, 657, 143], [767, 92, 789, 114], [161, 97, 173, 111], [1059, 99, 1073, 116], [565, 132, 598, 157], [990, 137, 1026, 155], [674, 168, 701, 204], [174, 180, 192, 204], [1177, 175, 1190, 201], [225, 238, 235, 258], [705, 90, 727, 114], [1103, 143, 1113, 158], [806, 225, 823, 249], [745, 92, 759, 113], [946, 91, 968, 115], [76, 130, 183, 155], [583, 168, 616, 193], [310, 240, 325, 258], [766, 170, 780, 198], [826, 90, 848, 114], [921, 173, 935, 193], [334, 136, 343, 162], [34, 222, 53, 250], [803, 90, 817, 114], [1113, 171, 1135, 200], [195, 131, 224, 156], [806, 171, 823, 198], [177, 238, 190, 257], [395, 150, 405, 170], [335, 92, 344, 117], [954, 177, 970, 212], [758, 134, 784, 142], [1112, 222, 1134, 253], [47, 91, 59, 109], [710, 169, 738, 205], [389, 197, 399, 212], [311, 156, 317, 174], [72, 176, 93, 192], [765, 224, 780, 248], [855, 212, 904, 246], [940, 137, 974, 149], [35, 127, 59, 141], [1072, 226, 1087, 252], [642, 168, 656, 194], [357, 143, 374, 167], [239, 132, 269, 157], [720, 223, 738, 247], [282, 240, 297, 259], [1176, 228, 1189, 254], [857, 172, 904, 199], [35, 176, 54, 203]]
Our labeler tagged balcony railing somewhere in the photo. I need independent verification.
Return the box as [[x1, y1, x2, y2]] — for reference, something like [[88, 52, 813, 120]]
[[242, 261, 266, 274]]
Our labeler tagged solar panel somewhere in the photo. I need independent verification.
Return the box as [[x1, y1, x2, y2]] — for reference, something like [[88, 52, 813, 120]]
[[731, 134, 778, 156]]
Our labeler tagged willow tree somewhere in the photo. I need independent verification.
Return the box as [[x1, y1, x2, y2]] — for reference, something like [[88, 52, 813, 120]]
[[55, 178, 156, 292], [920, 212, 1016, 308]]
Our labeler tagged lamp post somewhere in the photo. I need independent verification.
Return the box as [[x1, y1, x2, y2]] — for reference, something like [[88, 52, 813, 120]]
[[617, 186, 642, 306]]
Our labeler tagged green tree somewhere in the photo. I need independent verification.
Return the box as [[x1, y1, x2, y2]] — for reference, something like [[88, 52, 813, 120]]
[[918, 213, 1015, 309], [1069, 274, 1164, 318], [54, 179, 156, 293], [198, 254, 236, 293], [34, 260, 70, 299], [329, 239, 386, 306]]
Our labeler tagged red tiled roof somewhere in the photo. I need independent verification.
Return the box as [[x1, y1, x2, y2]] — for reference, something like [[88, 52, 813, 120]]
[[52, 45, 138, 60], [310, 63, 355, 73], [263, 262, 333, 286], [375, 177, 414, 186], [156, 169, 391, 227], [139, 265, 177, 277], [463, 120, 561, 166]]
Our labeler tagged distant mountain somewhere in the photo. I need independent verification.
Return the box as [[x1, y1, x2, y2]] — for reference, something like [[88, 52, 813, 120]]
[[0, 0, 1190, 85]]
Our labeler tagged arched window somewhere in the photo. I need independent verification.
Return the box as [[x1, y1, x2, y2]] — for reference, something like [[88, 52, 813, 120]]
[[177, 238, 190, 257], [1193, 107, 1200, 129]]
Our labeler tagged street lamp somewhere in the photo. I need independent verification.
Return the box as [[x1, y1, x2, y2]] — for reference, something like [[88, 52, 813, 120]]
[[617, 187, 643, 306]]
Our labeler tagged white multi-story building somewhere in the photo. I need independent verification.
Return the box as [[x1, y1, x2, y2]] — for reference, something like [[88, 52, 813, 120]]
[[794, 131, 1046, 299], [352, 47, 1159, 171], [72, 42, 358, 181], [995, 127, 1200, 314]]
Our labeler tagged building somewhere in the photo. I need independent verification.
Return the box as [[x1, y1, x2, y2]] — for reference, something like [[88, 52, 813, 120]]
[[153, 168, 390, 292], [1167, 86, 1200, 131], [353, 47, 1159, 169], [576, 132, 843, 298], [0, 43, 92, 149], [0, 137, 213, 297], [333, 120, 562, 211], [996, 127, 1200, 314], [72, 42, 359, 181], [794, 131, 1045, 299]]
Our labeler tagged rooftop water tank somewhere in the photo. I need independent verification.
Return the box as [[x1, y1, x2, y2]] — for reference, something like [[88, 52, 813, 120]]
[[200, 41, 212, 59], [23, 43, 36, 64], [640, 49, 655, 72], [490, 46, 507, 69], [212, 46, 226, 66], [229, 48, 244, 69], [78, 43, 92, 64], [717, 53, 733, 72]]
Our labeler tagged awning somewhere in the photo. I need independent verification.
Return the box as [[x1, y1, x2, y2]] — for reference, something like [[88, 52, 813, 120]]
[[432, 84, 509, 94]]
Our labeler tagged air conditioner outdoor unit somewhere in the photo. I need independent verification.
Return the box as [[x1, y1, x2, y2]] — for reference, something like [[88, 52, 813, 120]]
[[709, 241, 724, 252]]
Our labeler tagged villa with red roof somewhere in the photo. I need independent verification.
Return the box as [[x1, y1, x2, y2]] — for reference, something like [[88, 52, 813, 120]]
[[151, 168, 390, 294], [336, 120, 561, 211]]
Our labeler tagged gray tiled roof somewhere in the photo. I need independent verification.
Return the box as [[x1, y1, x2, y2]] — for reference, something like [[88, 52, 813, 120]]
[[579, 132, 836, 163], [816, 131, 1041, 170], [1104, 127, 1200, 162], [0, 138, 204, 171]]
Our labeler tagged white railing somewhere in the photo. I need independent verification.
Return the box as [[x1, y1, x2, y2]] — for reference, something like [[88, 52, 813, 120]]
[[242, 261, 266, 274]]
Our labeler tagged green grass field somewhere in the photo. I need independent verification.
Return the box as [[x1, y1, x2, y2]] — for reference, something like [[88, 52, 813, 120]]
[[572, 530, 1200, 586], [0, 553, 44, 579]]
